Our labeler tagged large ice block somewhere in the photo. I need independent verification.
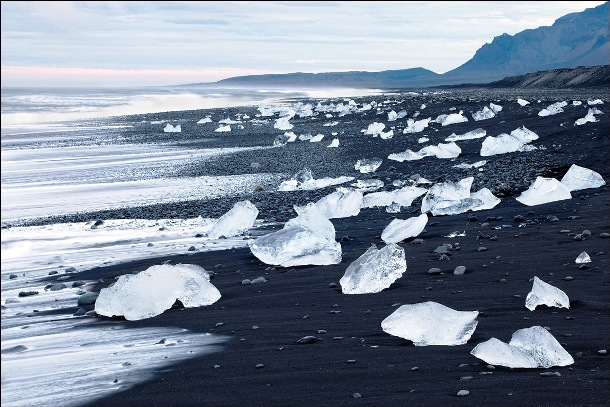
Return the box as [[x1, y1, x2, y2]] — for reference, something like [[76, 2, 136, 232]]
[[340, 244, 406, 294], [315, 187, 363, 219], [381, 301, 479, 346], [388, 142, 461, 162], [538, 101, 567, 117], [362, 186, 428, 208], [480, 126, 538, 156], [381, 213, 428, 243], [516, 177, 572, 206], [525, 276, 570, 311], [355, 158, 383, 173], [403, 118, 431, 133], [560, 164, 606, 191], [471, 326, 574, 368], [278, 168, 354, 191], [208, 200, 259, 239], [445, 128, 486, 142], [95, 264, 221, 321]]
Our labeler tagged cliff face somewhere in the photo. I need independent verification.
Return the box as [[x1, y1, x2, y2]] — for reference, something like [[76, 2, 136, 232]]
[[485, 65, 610, 88]]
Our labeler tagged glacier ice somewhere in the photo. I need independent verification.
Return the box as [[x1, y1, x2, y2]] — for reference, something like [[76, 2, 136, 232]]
[[381, 301, 479, 346], [560, 164, 606, 191], [421, 177, 500, 216], [215, 125, 231, 132], [490, 103, 502, 113], [327, 138, 340, 148], [516, 177, 571, 206], [355, 158, 383, 173], [208, 200, 259, 239], [273, 134, 291, 146], [351, 179, 384, 192], [574, 109, 600, 126], [278, 168, 354, 191], [388, 142, 461, 162], [575, 251, 591, 264], [248, 203, 341, 267], [340, 243, 406, 294], [445, 128, 486, 142], [274, 116, 294, 131], [418, 137, 429, 144], [403, 118, 431, 133], [517, 98, 530, 106], [453, 160, 486, 169], [315, 187, 363, 219], [381, 213, 428, 244], [379, 129, 394, 139], [438, 112, 468, 126], [163, 124, 181, 133], [525, 276, 570, 311], [387, 110, 398, 121], [197, 117, 212, 124], [470, 326, 574, 368], [309, 134, 325, 142], [364, 122, 386, 137], [538, 101, 567, 117], [95, 264, 221, 321], [362, 185, 427, 209], [472, 106, 496, 121], [480, 126, 538, 156], [587, 99, 603, 105]]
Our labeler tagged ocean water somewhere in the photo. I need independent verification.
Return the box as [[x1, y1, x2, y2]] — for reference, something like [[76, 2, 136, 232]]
[[0, 84, 380, 406]]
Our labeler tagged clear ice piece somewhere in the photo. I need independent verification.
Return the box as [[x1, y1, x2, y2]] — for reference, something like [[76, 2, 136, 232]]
[[95, 264, 221, 321], [381, 213, 428, 244], [355, 158, 383, 173], [480, 126, 538, 156], [525, 276, 570, 311], [420, 177, 499, 215], [516, 177, 572, 206], [403, 117, 431, 133], [315, 187, 363, 219], [575, 251, 591, 264], [560, 164, 606, 191], [445, 128, 486, 142], [340, 243, 406, 294], [362, 186, 427, 208], [471, 326, 574, 368], [381, 301, 479, 346], [208, 200, 259, 239], [278, 168, 354, 191]]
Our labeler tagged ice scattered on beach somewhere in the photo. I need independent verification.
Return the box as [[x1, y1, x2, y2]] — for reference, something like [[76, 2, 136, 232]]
[[538, 101, 567, 117], [575, 251, 591, 264], [574, 108, 601, 126], [215, 124, 231, 132], [445, 128, 486, 142], [327, 138, 340, 148], [453, 160, 486, 169], [587, 99, 603, 105], [362, 185, 427, 209], [472, 106, 496, 121], [436, 111, 468, 126], [163, 124, 181, 133], [403, 117, 431, 133], [388, 142, 461, 162], [471, 326, 574, 368], [340, 243, 406, 294], [315, 187, 363, 219], [560, 164, 606, 191], [421, 177, 500, 216], [517, 98, 530, 106], [248, 203, 341, 267], [516, 177, 572, 206], [351, 179, 384, 192], [208, 200, 259, 239], [197, 117, 212, 124], [364, 122, 386, 137], [309, 134, 325, 142], [381, 301, 479, 346], [480, 126, 538, 156], [274, 116, 294, 131], [381, 213, 428, 244], [355, 158, 383, 173], [95, 264, 221, 321], [525, 276, 570, 311], [278, 168, 354, 191]]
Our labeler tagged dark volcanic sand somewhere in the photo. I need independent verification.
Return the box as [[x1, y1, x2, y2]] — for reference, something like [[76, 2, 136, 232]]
[[23, 88, 610, 407]]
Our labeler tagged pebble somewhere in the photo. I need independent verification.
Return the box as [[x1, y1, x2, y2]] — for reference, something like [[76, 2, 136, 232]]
[[477, 246, 487, 252], [460, 376, 473, 381], [252, 326, 259, 330], [352, 393, 362, 399], [565, 276, 574, 280], [454, 266, 467, 275], [241, 279, 252, 285], [514, 215, 525, 222], [600, 233, 610, 238], [573, 234, 583, 241], [296, 336, 320, 344], [428, 268, 442, 275], [540, 372, 561, 377], [328, 283, 337, 288], [581, 230, 591, 236], [347, 359, 356, 364], [599, 349, 607, 355], [255, 364, 265, 369], [546, 215, 559, 222], [410, 366, 419, 371], [457, 390, 470, 396]]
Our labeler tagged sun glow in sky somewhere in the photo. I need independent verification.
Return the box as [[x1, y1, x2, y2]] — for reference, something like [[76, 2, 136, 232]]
[[1, 1, 606, 87]]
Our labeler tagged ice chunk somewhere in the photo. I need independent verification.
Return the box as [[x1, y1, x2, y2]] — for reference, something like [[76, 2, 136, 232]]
[[574, 109, 600, 125], [285, 132, 297, 142], [315, 187, 363, 219], [215, 125, 231, 132], [364, 122, 386, 137], [197, 117, 212, 124], [587, 99, 603, 105], [95, 264, 221, 321], [309, 134, 324, 142], [208, 200, 258, 239], [274, 116, 294, 131], [163, 124, 181, 133], [403, 117, 431, 133], [572, 100, 582, 106], [472, 106, 496, 121], [379, 129, 394, 139], [351, 179, 384, 192], [355, 158, 383, 173], [525, 276, 570, 311], [421, 178, 500, 216], [340, 243, 406, 294], [516, 177, 571, 206], [453, 160, 486, 169], [381, 301, 479, 346], [560, 164, 606, 191], [387, 110, 398, 121], [445, 128, 486, 142], [471, 326, 574, 368], [575, 251, 591, 264], [248, 203, 341, 267], [517, 98, 530, 106], [490, 103, 502, 113], [273, 133, 291, 146], [538, 101, 567, 117], [381, 213, 428, 244], [327, 138, 340, 148], [439, 112, 468, 126], [389, 142, 461, 162], [362, 185, 427, 208], [418, 137, 429, 143], [480, 126, 538, 156], [278, 168, 354, 191]]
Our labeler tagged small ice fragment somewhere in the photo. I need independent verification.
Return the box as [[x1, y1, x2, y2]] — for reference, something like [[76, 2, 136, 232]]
[[421, 177, 499, 216], [381, 213, 428, 244], [95, 264, 221, 321], [327, 138, 340, 148], [278, 168, 354, 191], [315, 187, 363, 219], [215, 125, 231, 132], [197, 117, 212, 124], [445, 128, 486, 142], [403, 118, 431, 133], [340, 244, 406, 294], [525, 276, 570, 311], [538, 101, 567, 117], [163, 124, 181, 133], [439, 112, 468, 126], [364, 122, 386, 137], [351, 179, 384, 192], [575, 251, 591, 264], [472, 106, 496, 121], [517, 98, 530, 106], [362, 185, 427, 208], [381, 301, 479, 346], [560, 164, 606, 191], [309, 134, 325, 142], [516, 177, 572, 206], [471, 326, 574, 368], [355, 158, 383, 173], [587, 99, 603, 105], [444, 231, 466, 238], [417, 137, 429, 144], [453, 160, 486, 169], [208, 200, 258, 239]]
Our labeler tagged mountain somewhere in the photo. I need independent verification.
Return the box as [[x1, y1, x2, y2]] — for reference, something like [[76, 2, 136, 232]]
[[195, 2, 609, 89], [484, 65, 610, 88]]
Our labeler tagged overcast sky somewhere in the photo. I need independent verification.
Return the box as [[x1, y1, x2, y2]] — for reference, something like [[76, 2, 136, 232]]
[[1, 1, 605, 87]]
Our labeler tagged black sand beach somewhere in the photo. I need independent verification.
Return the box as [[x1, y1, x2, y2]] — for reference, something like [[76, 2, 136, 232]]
[[22, 88, 610, 407]]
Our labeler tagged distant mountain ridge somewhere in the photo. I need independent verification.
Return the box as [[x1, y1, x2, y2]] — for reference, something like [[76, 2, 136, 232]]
[[191, 2, 609, 89]]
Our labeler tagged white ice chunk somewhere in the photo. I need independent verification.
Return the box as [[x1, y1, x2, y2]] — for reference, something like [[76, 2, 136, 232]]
[[351, 179, 384, 192], [490, 103, 502, 113], [418, 137, 429, 143], [197, 117, 212, 124], [525, 276, 570, 311], [445, 128, 486, 142], [575, 251, 591, 264], [471, 326, 574, 368], [421, 178, 500, 216], [215, 125, 231, 132], [560, 164, 606, 191], [572, 100, 582, 106], [516, 177, 572, 206], [340, 243, 406, 294], [387, 110, 398, 121], [388, 142, 461, 162], [248, 203, 341, 267], [327, 138, 340, 148], [379, 129, 394, 139], [420, 104, 426, 109], [453, 160, 487, 169], [574, 109, 600, 126], [403, 118, 431, 133], [381, 301, 479, 346], [309, 134, 325, 142], [364, 122, 386, 137], [355, 158, 383, 173], [587, 99, 603, 105], [538, 101, 567, 117], [95, 264, 221, 321], [219, 118, 241, 124], [285, 132, 297, 142], [480, 126, 538, 156], [315, 187, 363, 219], [472, 106, 496, 121], [517, 98, 530, 106], [274, 116, 293, 130], [208, 200, 258, 239], [278, 168, 354, 191], [163, 124, 181, 133], [440, 112, 468, 126], [362, 186, 427, 208], [381, 213, 428, 244]]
